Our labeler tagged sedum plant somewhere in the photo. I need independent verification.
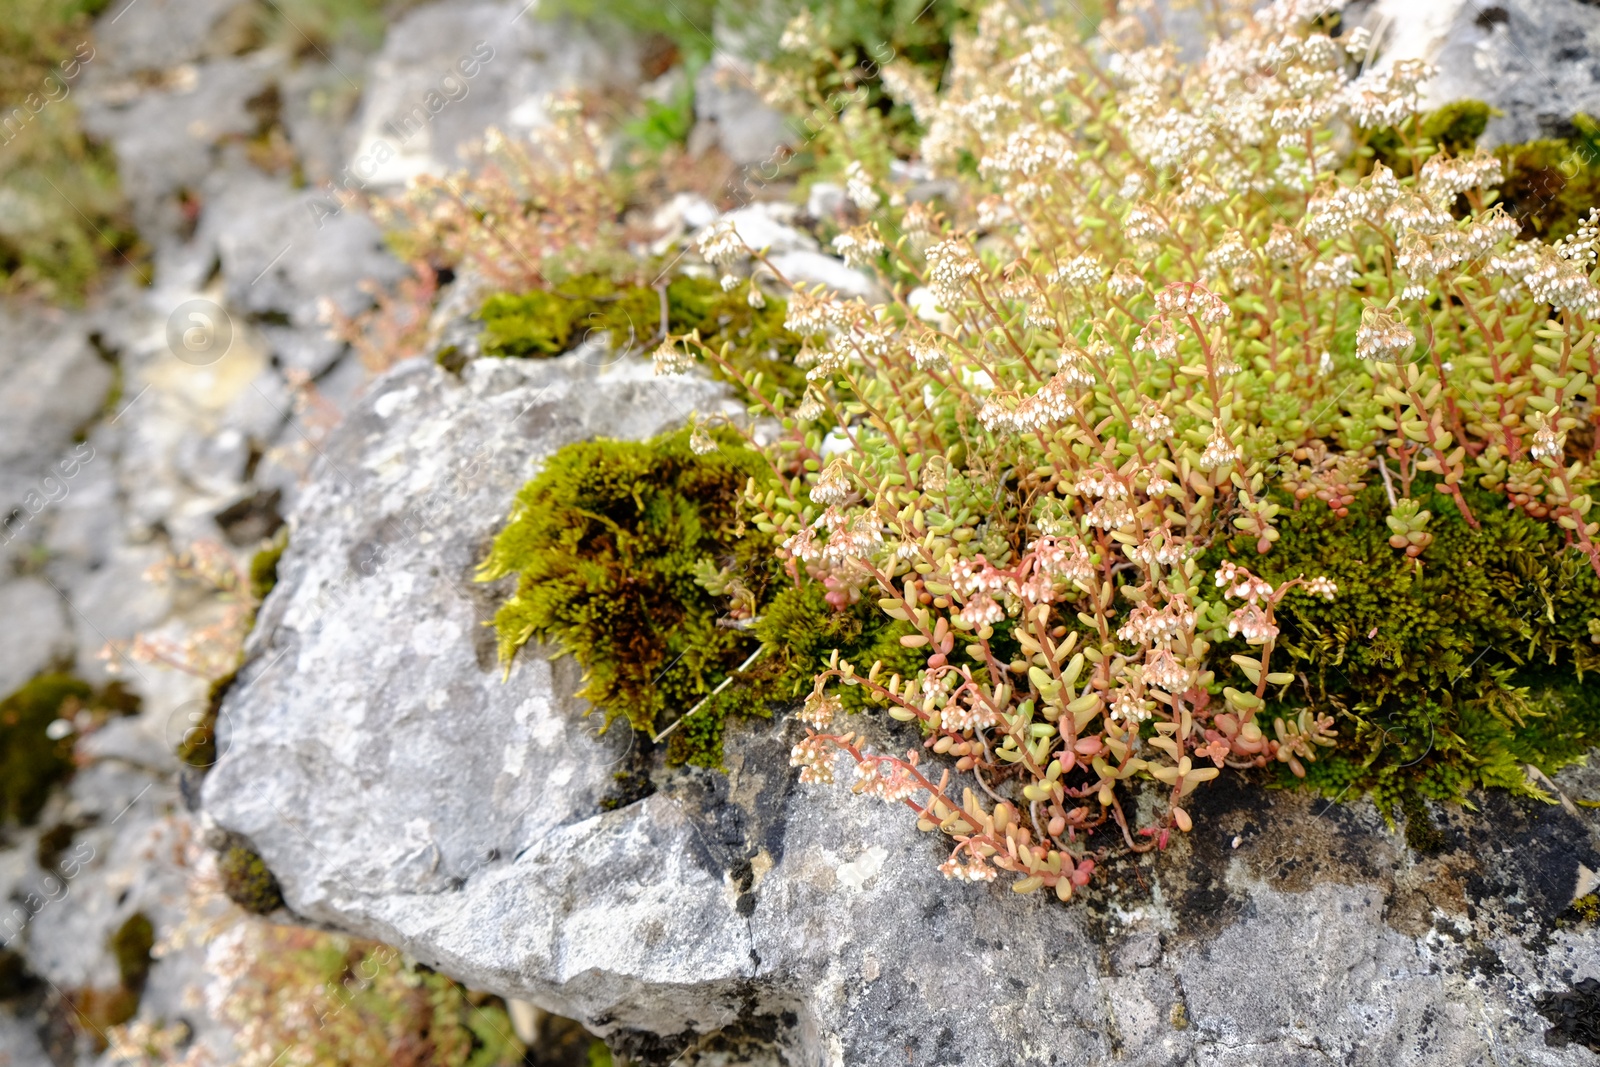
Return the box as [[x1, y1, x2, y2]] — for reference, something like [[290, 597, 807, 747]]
[[646, 0, 1600, 897]]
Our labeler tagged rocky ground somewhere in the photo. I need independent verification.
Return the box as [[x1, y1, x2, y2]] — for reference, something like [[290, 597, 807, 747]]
[[204, 352, 1600, 1067], [0, 0, 732, 1062], [3, 0, 1600, 1064]]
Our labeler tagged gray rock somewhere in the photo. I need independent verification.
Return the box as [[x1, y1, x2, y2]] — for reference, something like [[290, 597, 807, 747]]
[[205, 169, 403, 374], [0, 1010, 49, 1067], [692, 52, 791, 167], [1366, 0, 1600, 146], [0, 307, 111, 536], [344, 0, 639, 190], [80, 56, 275, 246], [767, 250, 883, 302], [92, 0, 253, 78], [68, 544, 174, 684], [204, 354, 738, 903], [0, 579, 73, 697], [206, 350, 1600, 1066]]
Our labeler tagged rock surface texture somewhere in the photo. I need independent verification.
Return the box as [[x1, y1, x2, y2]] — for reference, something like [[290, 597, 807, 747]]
[[1367, 0, 1600, 146], [207, 357, 1600, 1067]]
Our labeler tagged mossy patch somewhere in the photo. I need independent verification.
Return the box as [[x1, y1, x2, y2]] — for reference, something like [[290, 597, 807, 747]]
[[476, 272, 809, 397], [1210, 482, 1600, 815], [219, 844, 284, 914], [249, 525, 289, 601], [1362, 102, 1600, 241], [479, 427, 776, 765], [0, 673, 140, 826], [176, 669, 237, 771], [1365, 100, 1494, 173], [1491, 114, 1600, 241], [481, 428, 916, 768], [110, 912, 154, 992]]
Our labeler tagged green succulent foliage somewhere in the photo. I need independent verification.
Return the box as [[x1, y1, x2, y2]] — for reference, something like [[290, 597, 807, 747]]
[[476, 272, 809, 396], [479, 428, 775, 756], [1209, 483, 1600, 814], [0, 673, 139, 825]]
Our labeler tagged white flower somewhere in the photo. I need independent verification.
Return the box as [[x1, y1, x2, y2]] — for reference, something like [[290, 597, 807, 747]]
[[697, 222, 746, 268], [1356, 306, 1415, 362], [1199, 419, 1240, 471], [1304, 576, 1338, 600], [832, 224, 885, 269], [1108, 260, 1145, 299], [1134, 318, 1179, 360], [1109, 688, 1149, 723], [799, 691, 842, 729], [791, 735, 838, 784], [1529, 412, 1567, 462], [810, 458, 853, 505], [652, 339, 694, 375], [1227, 603, 1278, 644], [959, 593, 1005, 629], [926, 239, 982, 303], [844, 161, 881, 212]]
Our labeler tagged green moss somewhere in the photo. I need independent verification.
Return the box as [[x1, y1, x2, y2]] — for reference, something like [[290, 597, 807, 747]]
[[1210, 483, 1600, 814], [264, 935, 524, 1067], [481, 428, 918, 768], [249, 526, 289, 602], [1573, 894, 1600, 924], [110, 912, 153, 992], [1, 673, 90, 825], [219, 844, 284, 914], [477, 272, 809, 397], [1400, 792, 1444, 853], [176, 669, 236, 770], [752, 581, 921, 711], [1364, 100, 1495, 181], [0, 674, 143, 824], [480, 427, 777, 763], [1492, 115, 1600, 241]]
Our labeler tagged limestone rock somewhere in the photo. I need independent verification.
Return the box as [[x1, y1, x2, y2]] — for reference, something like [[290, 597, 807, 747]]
[[692, 52, 791, 167], [203, 354, 738, 905], [206, 352, 1600, 1066], [346, 0, 640, 189], [1368, 0, 1600, 146], [0, 580, 73, 697], [0, 307, 111, 535]]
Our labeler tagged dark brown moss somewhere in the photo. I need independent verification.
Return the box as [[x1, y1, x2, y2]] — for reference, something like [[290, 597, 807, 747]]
[[219, 844, 284, 914], [109, 912, 153, 991]]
